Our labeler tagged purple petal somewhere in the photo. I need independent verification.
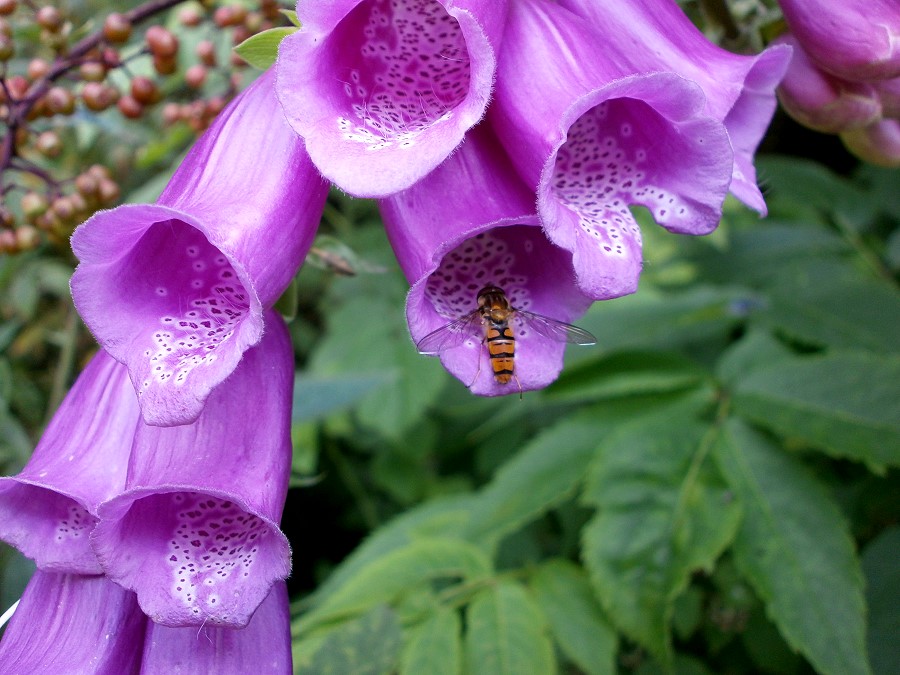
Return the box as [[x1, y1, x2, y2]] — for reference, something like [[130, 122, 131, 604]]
[[141, 582, 290, 674], [778, 0, 900, 82], [876, 77, 900, 117], [0, 571, 145, 674], [558, 0, 790, 213], [91, 311, 293, 628], [381, 123, 592, 396], [775, 33, 882, 133], [276, 0, 508, 197], [70, 69, 328, 426], [489, 0, 734, 300], [0, 351, 138, 574]]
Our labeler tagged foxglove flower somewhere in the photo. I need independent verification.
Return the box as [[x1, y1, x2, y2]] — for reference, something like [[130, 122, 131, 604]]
[[70, 68, 328, 426], [776, 0, 900, 82], [488, 0, 735, 300], [0, 351, 138, 574], [840, 118, 900, 167], [558, 0, 791, 213], [775, 33, 882, 133], [142, 582, 291, 674], [380, 123, 593, 396], [90, 311, 293, 628], [0, 571, 146, 674], [276, 0, 508, 197]]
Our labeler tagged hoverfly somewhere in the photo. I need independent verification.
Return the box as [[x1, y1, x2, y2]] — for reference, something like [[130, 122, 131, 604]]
[[416, 285, 596, 388]]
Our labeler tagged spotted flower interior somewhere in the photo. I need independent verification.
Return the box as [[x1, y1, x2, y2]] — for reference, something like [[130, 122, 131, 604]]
[[93, 489, 290, 628], [332, 0, 471, 151]]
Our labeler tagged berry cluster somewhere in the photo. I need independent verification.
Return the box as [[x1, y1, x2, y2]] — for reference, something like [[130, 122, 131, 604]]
[[0, 0, 290, 254]]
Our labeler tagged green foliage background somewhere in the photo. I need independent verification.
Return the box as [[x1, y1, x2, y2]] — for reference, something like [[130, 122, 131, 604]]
[[1, 3, 899, 673]]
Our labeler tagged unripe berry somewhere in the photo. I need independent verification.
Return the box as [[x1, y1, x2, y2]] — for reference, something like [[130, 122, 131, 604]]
[[79, 60, 106, 82], [21, 192, 49, 219], [179, 6, 202, 27], [87, 164, 112, 181], [117, 94, 143, 119], [36, 6, 63, 32], [102, 12, 131, 43], [27, 58, 50, 80], [36, 130, 62, 157], [145, 25, 178, 57], [162, 102, 181, 125], [185, 65, 206, 89], [81, 81, 117, 111], [130, 76, 159, 105], [51, 196, 75, 222], [7, 75, 28, 99], [97, 178, 120, 204], [74, 172, 99, 198], [0, 206, 14, 228], [196, 39, 216, 67], [0, 34, 13, 61], [46, 87, 75, 115], [0, 0, 17, 17], [16, 225, 41, 251], [152, 53, 177, 75], [0, 229, 18, 253], [101, 47, 121, 68]]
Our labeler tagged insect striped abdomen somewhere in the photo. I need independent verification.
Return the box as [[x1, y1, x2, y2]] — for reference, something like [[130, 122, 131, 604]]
[[486, 322, 515, 384]]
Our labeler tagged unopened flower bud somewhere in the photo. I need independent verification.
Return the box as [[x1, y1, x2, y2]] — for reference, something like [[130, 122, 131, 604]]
[[27, 58, 50, 80], [162, 102, 182, 125], [46, 86, 76, 115], [841, 119, 900, 168], [117, 94, 143, 119], [103, 12, 132, 43], [152, 53, 177, 75], [0, 229, 17, 253], [51, 196, 75, 222], [21, 192, 49, 219], [0, 0, 17, 17], [179, 6, 202, 27], [6, 75, 27, 99], [196, 39, 216, 67], [145, 25, 178, 58], [185, 65, 207, 89], [36, 6, 63, 32], [15, 225, 41, 250], [36, 130, 62, 157], [97, 178, 120, 204], [79, 60, 107, 82], [87, 163, 112, 181], [130, 76, 159, 105], [82, 81, 117, 111], [0, 33, 13, 61]]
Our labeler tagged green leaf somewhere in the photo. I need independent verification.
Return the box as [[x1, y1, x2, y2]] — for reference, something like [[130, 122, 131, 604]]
[[462, 416, 603, 546], [301, 538, 491, 631], [308, 495, 473, 606], [298, 605, 402, 675], [732, 351, 900, 472], [280, 9, 301, 27], [715, 329, 793, 385], [292, 372, 394, 423], [400, 607, 462, 675], [861, 527, 900, 675], [756, 260, 900, 354], [464, 581, 556, 675], [233, 26, 297, 69], [548, 350, 707, 404], [714, 420, 871, 675], [530, 560, 617, 675], [582, 407, 741, 662]]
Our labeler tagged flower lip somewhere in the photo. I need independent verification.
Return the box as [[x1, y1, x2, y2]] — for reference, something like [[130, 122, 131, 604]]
[[276, 0, 504, 196], [535, 74, 733, 299], [71, 205, 264, 427], [407, 219, 593, 397], [92, 487, 291, 628]]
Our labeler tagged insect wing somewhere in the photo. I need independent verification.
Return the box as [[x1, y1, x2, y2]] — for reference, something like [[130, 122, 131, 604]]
[[514, 309, 596, 345], [416, 311, 483, 355]]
